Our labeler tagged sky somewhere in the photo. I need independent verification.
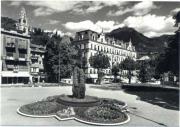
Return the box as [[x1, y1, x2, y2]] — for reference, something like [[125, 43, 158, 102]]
[[1, 0, 180, 37]]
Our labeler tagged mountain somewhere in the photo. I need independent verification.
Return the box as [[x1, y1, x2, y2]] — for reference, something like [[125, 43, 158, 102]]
[[107, 27, 173, 52]]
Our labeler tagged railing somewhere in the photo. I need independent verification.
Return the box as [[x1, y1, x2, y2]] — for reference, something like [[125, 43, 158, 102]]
[[31, 55, 38, 60], [18, 54, 27, 61], [13, 67, 19, 73], [6, 53, 14, 60]]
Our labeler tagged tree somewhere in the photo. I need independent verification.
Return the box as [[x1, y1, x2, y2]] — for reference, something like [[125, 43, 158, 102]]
[[89, 52, 110, 84], [112, 64, 119, 82], [155, 11, 179, 80], [138, 61, 152, 83], [44, 34, 76, 82], [173, 11, 180, 27], [1, 17, 17, 31], [30, 28, 50, 46], [120, 57, 136, 84]]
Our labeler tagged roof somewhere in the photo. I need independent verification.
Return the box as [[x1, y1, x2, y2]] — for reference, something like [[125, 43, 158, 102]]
[[1, 28, 30, 38]]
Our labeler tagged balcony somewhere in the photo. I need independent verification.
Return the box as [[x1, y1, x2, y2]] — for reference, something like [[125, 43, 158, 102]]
[[31, 55, 38, 60], [19, 54, 27, 61], [6, 56, 15, 60], [6, 52, 15, 61], [13, 67, 19, 73]]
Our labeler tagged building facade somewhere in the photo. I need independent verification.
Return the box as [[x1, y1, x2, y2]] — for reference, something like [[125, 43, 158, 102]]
[[30, 44, 46, 83], [73, 30, 137, 83], [0, 7, 31, 84]]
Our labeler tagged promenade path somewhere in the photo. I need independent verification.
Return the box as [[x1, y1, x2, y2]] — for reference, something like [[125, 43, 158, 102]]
[[0, 85, 179, 126]]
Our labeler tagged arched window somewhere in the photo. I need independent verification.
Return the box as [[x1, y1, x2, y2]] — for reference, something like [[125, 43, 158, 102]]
[[90, 69, 92, 74]]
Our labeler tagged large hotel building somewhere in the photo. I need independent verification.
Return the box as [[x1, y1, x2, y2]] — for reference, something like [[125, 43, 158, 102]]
[[73, 30, 137, 83]]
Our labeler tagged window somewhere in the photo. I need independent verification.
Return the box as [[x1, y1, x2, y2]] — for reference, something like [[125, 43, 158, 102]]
[[23, 19, 26, 23], [32, 68, 36, 72], [101, 38, 103, 42], [6, 52, 13, 57], [93, 69, 95, 74], [6, 37, 11, 43], [94, 45, 96, 50], [98, 46, 99, 51], [90, 69, 92, 74], [19, 53, 25, 58], [91, 44, 93, 49], [39, 61, 42, 64], [81, 44, 84, 49], [92, 35, 95, 40]]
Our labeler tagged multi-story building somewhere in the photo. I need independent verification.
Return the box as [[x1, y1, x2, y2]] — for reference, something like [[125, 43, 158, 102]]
[[0, 8, 30, 84], [73, 29, 137, 83], [30, 44, 46, 83]]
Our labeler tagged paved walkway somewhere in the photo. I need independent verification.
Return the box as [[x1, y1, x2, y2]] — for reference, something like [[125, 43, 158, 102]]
[[0, 85, 179, 126]]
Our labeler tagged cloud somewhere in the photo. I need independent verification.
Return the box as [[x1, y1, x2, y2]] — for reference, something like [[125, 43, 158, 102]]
[[48, 19, 60, 25], [64, 14, 176, 37], [10, 1, 82, 16], [63, 20, 101, 32], [44, 29, 73, 37], [108, 1, 158, 16], [122, 14, 176, 37], [34, 7, 55, 16], [9, 1, 127, 16], [63, 20, 124, 33]]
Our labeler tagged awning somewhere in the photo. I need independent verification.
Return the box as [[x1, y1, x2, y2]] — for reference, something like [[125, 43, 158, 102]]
[[1, 71, 30, 77]]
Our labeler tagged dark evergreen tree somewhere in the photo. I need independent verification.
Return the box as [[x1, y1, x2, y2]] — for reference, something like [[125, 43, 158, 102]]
[[155, 11, 179, 80]]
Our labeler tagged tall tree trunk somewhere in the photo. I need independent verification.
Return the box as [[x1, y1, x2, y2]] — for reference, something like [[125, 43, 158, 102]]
[[97, 68, 102, 85], [128, 70, 131, 84]]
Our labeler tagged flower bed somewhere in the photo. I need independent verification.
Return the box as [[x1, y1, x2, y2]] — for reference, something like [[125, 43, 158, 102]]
[[74, 99, 128, 124], [19, 101, 65, 115], [18, 95, 129, 125]]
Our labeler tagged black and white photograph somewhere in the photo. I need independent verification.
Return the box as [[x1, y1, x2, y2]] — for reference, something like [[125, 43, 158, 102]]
[[0, 0, 179, 126]]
